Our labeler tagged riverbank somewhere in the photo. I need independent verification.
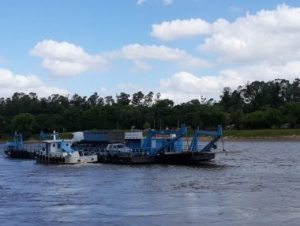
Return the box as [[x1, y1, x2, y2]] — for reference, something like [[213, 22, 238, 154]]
[[223, 128, 300, 140], [223, 135, 300, 141], [1, 129, 300, 143]]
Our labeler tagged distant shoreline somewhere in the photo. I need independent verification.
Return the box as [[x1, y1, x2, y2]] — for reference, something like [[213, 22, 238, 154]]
[[1, 129, 300, 143], [223, 136, 300, 141]]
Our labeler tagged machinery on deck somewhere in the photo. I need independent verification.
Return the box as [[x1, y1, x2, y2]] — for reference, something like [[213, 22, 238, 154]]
[[142, 125, 187, 156], [142, 125, 223, 164], [189, 126, 223, 152]]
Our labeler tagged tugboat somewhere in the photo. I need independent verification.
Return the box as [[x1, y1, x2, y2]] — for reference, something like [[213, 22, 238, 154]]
[[35, 131, 98, 164], [4, 132, 36, 159]]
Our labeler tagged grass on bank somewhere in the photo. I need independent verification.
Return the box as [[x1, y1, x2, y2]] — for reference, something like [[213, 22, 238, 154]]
[[223, 128, 300, 138]]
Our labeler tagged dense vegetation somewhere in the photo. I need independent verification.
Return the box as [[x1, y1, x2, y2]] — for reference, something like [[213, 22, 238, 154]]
[[1, 78, 300, 136]]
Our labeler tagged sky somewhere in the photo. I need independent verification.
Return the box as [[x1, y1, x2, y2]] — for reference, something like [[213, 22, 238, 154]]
[[1, 0, 300, 103]]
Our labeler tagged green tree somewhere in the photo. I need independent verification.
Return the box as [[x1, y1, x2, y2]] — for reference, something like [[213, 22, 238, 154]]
[[117, 92, 131, 105], [105, 96, 115, 106], [11, 113, 37, 137], [132, 91, 144, 106], [0, 114, 6, 132], [143, 121, 151, 129], [143, 91, 154, 107], [87, 92, 99, 107]]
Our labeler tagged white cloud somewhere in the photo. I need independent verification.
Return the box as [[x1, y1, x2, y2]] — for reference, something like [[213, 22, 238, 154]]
[[32, 40, 208, 75], [137, 0, 146, 5], [159, 61, 300, 103], [151, 18, 211, 41], [159, 71, 242, 102], [151, 4, 300, 65], [108, 44, 210, 70], [200, 4, 300, 64], [137, 0, 173, 6], [31, 39, 107, 77], [133, 60, 151, 71], [221, 61, 300, 82], [0, 68, 68, 97], [162, 0, 173, 6], [152, 4, 300, 64]]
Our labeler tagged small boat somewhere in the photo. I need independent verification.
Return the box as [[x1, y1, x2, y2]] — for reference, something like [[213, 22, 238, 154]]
[[4, 132, 36, 159], [35, 131, 98, 164]]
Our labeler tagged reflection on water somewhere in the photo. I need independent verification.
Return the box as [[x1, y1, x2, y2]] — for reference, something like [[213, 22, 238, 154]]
[[0, 141, 299, 226]]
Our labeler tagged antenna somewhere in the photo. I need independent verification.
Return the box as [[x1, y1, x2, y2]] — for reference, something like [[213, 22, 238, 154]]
[[53, 130, 56, 140]]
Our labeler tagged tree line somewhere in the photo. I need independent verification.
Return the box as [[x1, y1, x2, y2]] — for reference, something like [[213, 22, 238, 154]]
[[1, 78, 300, 136]]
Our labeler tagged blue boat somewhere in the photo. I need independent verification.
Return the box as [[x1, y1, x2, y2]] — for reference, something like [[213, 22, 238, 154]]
[[4, 132, 36, 159], [98, 125, 224, 165]]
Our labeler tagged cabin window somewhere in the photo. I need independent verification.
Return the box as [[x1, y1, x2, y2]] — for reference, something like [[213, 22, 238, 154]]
[[52, 144, 56, 147]]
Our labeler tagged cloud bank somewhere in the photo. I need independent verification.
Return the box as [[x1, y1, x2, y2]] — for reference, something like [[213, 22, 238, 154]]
[[31, 39, 107, 77], [151, 18, 211, 41], [0, 68, 68, 97], [159, 61, 300, 103], [152, 4, 300, 64], [200, 4, 300, 64], [108, 43, 210, 70]]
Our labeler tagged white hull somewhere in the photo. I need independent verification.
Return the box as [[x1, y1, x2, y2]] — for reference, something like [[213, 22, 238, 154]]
[[68, 154, 98, 164], [36, 152, 98, 164], [36, 139, 98, 164]]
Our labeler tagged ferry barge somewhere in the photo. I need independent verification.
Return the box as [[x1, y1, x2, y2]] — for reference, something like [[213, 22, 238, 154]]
[[98, 125, 223, 165]]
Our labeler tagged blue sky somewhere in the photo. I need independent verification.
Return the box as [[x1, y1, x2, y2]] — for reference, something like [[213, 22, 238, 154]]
[[1, 0, 300, 102]]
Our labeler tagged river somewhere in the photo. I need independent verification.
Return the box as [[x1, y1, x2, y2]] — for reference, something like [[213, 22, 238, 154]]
[[0, 141, 299, 226]]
